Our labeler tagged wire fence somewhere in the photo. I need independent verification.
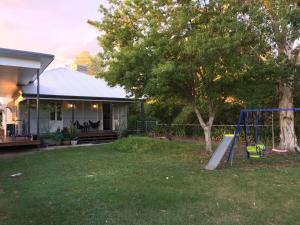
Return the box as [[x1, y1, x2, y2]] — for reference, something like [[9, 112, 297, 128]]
[[133, 120, 300, 145]]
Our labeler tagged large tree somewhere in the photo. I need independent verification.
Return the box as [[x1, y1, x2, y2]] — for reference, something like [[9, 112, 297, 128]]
[[89, 0, 257, 152], [242, 0, 300, 151]]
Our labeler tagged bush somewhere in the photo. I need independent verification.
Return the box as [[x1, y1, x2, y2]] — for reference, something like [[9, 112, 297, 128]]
[[170, 125, 186, 137], [109, 136, 181, 153], [69, 125, 78, 140], [41, 130, 64, 146]]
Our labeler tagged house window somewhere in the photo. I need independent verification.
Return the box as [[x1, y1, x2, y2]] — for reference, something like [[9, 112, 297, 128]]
[[56, 104, 62, 121], [113, 106, 119, 121], [50, 105, 56, 121], [50, 103, 62, 121]]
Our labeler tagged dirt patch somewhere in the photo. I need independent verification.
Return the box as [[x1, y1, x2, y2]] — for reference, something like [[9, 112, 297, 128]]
[[0, 149, 37, 158], [171, 136, 201, 142], [194, 151, 211, 158], [232, 153, 300, 170], [0, 199, 10, 223]]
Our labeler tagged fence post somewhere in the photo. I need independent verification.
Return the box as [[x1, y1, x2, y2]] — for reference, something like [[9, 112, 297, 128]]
[[140, 100, 145, 133], [145, 121, 148, 133]]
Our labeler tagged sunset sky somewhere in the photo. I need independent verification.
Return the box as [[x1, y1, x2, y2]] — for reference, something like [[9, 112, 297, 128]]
[[0, 0, 107, 68]]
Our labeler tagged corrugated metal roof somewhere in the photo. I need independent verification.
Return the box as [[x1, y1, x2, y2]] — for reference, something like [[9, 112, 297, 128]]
[[0, 48, 54, 77], [22, 67, 130, 99]]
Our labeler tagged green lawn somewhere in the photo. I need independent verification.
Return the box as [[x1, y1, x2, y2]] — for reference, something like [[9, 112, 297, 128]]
[[1, 137, 300, 225]]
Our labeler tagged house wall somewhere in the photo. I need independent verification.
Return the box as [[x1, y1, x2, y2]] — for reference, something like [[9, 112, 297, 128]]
[[18, 100, 128, 134], [62, 101, 104, 130]]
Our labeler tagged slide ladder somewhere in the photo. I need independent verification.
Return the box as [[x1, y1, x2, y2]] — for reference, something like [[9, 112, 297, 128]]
[[205, 134, 234, 170]]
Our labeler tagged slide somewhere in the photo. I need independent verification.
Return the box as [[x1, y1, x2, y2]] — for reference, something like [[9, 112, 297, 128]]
[[205, 134, 234, 170]]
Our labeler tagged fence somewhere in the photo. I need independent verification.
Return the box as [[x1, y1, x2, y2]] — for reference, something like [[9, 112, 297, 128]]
[[135, 120, 296, 144]]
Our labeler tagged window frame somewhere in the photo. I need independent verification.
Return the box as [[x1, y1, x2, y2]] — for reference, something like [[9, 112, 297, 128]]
[[49, 103, 63, 121]]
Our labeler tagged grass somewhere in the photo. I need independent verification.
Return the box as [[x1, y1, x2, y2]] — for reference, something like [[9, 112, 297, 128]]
[[1, 136, 300, 225]]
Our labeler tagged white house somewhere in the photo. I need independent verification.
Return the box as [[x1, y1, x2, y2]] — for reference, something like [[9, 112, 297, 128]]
[[0, 48, 133, 146], [18, 67, 132, 134]]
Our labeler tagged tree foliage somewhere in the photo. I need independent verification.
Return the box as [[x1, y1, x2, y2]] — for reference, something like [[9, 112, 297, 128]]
[[73, 51, 98, 75], [242, 0, 300, 81], [89, 0, 292, 151]]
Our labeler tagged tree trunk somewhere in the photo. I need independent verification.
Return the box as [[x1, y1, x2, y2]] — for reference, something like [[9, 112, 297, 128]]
[[278, 84, 300, 152], [203, 125, 213, 152], [193, 104, 215, 153]]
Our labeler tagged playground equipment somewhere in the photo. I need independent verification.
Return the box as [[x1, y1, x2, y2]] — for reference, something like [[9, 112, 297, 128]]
[[206, 108, 300, 170], [205, 134, 234, 170], [227, 108, 300, 166], [242, 110, 267, 159]]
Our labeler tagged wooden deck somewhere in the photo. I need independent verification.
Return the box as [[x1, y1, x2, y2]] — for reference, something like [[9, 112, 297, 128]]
[[0, 131, 117, 148], [0, 137, 40, 148], [77, 131, 118, 143]]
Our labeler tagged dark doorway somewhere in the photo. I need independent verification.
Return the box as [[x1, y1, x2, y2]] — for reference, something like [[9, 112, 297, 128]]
[[0, 110, 2, 128], [103, 103, 111, 130]]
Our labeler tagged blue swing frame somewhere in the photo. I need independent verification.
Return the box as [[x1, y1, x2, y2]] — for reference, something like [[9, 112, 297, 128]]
[[226, 108, 300, 165]]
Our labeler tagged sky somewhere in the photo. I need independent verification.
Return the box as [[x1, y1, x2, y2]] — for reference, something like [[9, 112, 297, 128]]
[[0, 0, 108, 68]]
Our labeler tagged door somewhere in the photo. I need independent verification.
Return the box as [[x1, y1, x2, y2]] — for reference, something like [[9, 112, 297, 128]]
[[49, 103, 63, 132], [0, 110, 2, 130], [112, 104, 128, 130], [113, 105, 118, 130], [103, 103, 111, 130]]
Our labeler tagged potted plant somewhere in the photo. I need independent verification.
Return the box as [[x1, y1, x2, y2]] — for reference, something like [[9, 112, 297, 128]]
[[62, 139, 71, 145], [42, 130, 63, 146], [61, 127, 71, 145], [41, 132, 52, 147], [71, 138, 78, 145], [69, 125, 78, 145]]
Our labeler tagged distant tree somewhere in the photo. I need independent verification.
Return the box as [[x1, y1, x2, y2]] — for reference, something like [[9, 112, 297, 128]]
[[74, 51, 96, 75], [145, 98, 185, 124], [89, 0, 259, 152], [74, 51, 92, 65]]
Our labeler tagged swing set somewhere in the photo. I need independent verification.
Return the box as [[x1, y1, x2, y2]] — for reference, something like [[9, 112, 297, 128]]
[[226, 108, 300, 165]]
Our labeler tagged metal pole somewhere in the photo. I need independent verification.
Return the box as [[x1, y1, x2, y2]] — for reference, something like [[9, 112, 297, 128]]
[[71, 103, 75, 124], [140, 100, 145, 133], [27, 99, 30, 136], [227, 110, 243, 165], [244, 112, 248, 147], [110, 103, 113, 130], [97, 104, 99, 121], [36, 69, 40, 149], [262, 112, 267, 147], [256, 111, 259, 144], [272, 112, 275, 149], [145, 121, 148, 133]]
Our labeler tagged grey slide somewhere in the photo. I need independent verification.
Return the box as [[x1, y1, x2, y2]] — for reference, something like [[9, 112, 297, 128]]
[[205, 135, 234, 170]]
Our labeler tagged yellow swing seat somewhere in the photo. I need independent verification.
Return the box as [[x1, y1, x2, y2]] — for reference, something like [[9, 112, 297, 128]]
[[246, 144, 265, 158]]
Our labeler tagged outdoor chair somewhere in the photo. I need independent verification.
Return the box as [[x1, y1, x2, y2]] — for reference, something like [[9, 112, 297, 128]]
[[83, 122, 90, 132], [73, 120, 85, 132], [89, 120, 100, 130]]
